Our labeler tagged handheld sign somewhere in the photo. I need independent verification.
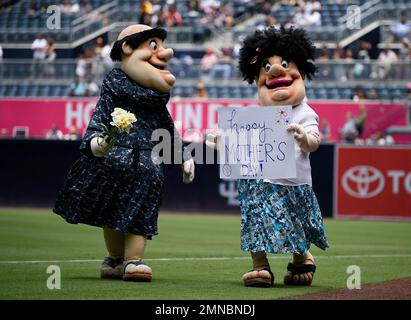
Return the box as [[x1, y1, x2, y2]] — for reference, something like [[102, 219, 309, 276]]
[[218, 106, 296, 180]]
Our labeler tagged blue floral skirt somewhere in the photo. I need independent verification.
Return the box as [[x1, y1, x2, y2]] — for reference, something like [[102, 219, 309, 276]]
[[238, 180, 329, 254]]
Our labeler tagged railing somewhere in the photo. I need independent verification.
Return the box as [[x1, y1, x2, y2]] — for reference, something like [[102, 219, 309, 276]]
[[71, 1, 117, 28], [0, 1, 131, 47], [1, 1, 410, 47], [107, 25, 202, 45], [0, 59, 410, 83], [234, 0, 411, 44]]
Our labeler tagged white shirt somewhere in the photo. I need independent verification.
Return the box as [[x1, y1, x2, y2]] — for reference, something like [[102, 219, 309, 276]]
[[31, 38, 48, 60], [305, 1, 321, 14], [87, 82, 99, 95], [101, 44, 114, 68], [265, 102, 319, 186], [378, 50, 398, 65], [305, 11, 321, 26], [76, 58, 87, 77]]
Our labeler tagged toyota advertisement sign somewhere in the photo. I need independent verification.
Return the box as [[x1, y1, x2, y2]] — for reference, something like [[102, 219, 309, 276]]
[[335, 146, 411, 218]]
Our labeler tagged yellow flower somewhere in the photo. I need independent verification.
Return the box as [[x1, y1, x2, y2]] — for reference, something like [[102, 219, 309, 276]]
[[112, 108, 124, 117], [110, 108, 137, 133]]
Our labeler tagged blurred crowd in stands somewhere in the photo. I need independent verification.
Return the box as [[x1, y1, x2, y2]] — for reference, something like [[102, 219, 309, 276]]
[[45, 124, 81, 140], [27, 0, 92, 18], [268, 0, 323, 27], [18, 0, 409, 89], [1, 0, 410, 143], [139, 0, 237, 29], [69, 36, 112, 96], [338, 101, 395, 145]]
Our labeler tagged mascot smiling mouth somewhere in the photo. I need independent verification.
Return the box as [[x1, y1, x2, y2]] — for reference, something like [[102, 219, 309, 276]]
[[149, 63, 166, 71], [265, 79, 294, 91]]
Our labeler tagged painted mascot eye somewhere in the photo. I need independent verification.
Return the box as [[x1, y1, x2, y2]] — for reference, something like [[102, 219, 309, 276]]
[[149, 40, 157, 51], [262, 59, 271, 72], [281, 60, 289, 68]]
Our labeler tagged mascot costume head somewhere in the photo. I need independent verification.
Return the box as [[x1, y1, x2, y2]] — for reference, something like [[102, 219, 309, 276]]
[[238, 26, 317, 107], [110, 24, 176, 93]]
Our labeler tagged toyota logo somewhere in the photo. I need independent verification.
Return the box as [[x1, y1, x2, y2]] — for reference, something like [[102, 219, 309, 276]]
[[342, 166, 385, 198]]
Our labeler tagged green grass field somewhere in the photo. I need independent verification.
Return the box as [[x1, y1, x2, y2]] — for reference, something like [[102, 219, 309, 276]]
[[0, 208, 410, 300]]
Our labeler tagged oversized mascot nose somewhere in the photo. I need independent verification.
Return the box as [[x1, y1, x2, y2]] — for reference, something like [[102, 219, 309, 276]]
[[158, 47, 174, 61], [268, 63, 286, 78]]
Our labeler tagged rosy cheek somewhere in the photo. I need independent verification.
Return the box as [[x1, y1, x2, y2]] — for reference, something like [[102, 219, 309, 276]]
[[134, 49, 152, 61], [289, 69, 302, 80], [257, 74, 266, 88]]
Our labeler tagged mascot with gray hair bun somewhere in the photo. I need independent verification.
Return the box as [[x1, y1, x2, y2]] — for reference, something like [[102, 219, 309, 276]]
[[207, 26, 329, 287], [54, 25, 195, 282]]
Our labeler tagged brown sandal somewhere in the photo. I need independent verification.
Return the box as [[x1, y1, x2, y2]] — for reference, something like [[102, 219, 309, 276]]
[[283, 259, 316, 286], [243, 268, 274, 287]]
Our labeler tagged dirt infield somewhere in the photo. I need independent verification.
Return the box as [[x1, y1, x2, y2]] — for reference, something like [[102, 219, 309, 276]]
[[291, 278, 411, 300]]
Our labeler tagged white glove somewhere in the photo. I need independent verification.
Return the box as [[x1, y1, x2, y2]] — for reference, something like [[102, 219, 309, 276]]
[[182, 158, 195, 184], [205, 132, 221, 150], [90, 136, 111, 157], [287, 123, 307, 143], [287, 123, 320, 153]]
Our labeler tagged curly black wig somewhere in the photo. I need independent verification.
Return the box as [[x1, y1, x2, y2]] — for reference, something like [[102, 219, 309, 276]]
[[110, 27, 167, 62], [238, 26, 317, 84]]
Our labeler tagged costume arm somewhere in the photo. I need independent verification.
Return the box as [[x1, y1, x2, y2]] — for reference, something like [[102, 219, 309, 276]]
[[287, 110, 321, 153], [80, 93, 114, 157], [287, 123, 321, 153]]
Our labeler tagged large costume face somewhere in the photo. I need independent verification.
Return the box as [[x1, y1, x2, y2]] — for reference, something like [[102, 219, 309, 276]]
[[256, 55, 306, 107], [119, 25, 176, 93]]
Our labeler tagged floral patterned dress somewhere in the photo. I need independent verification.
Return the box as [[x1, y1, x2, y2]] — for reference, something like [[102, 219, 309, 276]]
[[238, 180, 329, 254], [238, 103, 329, 255], [53, 68, 185, 239]]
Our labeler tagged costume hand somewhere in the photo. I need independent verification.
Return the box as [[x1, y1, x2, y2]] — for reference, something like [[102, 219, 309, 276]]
[[90, 136, 112, 157], [205, 131, 221, 150], [287, 123, 320, 153], [182, 158, 195, 184], [287, 123, 307, 144]]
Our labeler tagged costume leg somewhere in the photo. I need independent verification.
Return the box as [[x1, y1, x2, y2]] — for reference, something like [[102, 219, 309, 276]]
[[284, 251, 316, 286], [124, 233, 146, 260], [242, 252, 274, 287], [252, 252, 270, 269], [100, 227, 125, 279], [103, 227, 125, 259], [123, 233, 152, 282]]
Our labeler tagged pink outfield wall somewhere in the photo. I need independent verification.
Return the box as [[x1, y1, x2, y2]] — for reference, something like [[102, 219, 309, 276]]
[[0, 98, 409, 142]]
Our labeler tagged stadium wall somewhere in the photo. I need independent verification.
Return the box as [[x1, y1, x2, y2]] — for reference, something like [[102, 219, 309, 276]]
[[1, 140, 410, 219], [0, 98, 409, 142], [0, 139, 334, 217]]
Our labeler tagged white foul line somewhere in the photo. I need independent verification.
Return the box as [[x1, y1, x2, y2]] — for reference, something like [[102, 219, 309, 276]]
[[0, 254, 411, 265]]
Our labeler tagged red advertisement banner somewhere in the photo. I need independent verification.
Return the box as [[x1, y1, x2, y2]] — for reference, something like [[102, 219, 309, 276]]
[[335, 146, 411, 218], [0, 98, 408, 142]]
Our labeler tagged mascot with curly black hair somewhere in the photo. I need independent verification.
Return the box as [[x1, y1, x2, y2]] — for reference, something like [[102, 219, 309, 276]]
[[207, 26, 329, 287]]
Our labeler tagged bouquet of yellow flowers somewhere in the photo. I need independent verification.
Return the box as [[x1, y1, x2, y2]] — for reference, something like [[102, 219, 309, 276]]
[[100, 108, 137, 149]]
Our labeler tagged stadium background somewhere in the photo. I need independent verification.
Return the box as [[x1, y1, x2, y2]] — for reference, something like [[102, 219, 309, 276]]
[[0, 0, 410, 218], [0, 0, 410, 300]]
